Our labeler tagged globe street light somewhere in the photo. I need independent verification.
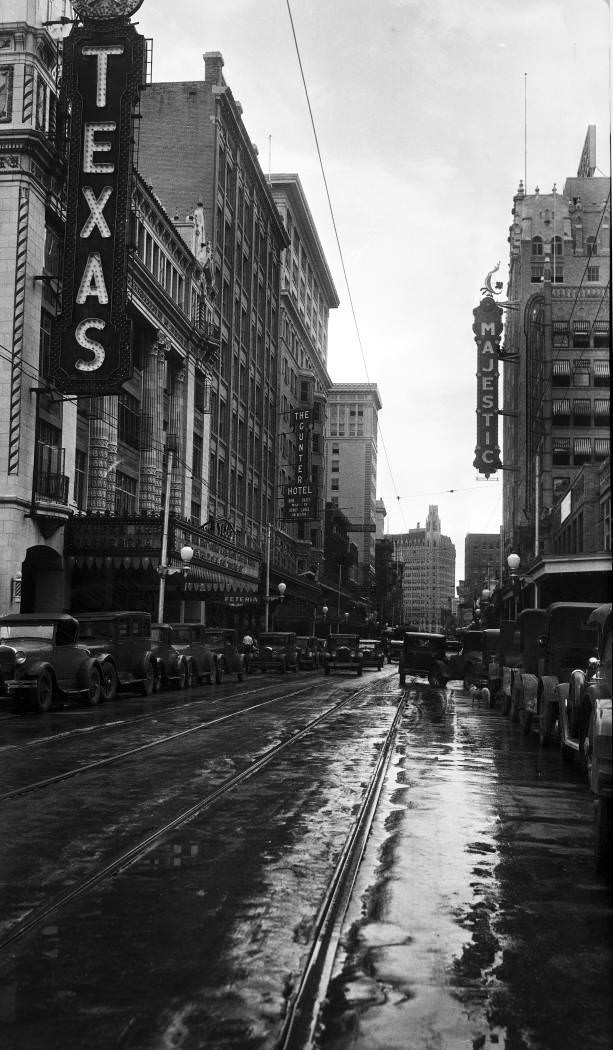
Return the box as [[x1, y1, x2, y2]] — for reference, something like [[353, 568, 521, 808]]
[[507, 553, 521, 618]]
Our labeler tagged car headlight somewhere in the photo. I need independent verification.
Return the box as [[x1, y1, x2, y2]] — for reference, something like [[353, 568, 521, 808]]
[[15, 650, 26, 665]]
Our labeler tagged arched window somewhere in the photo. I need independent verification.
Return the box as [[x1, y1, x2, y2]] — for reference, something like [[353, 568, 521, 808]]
[[531, 236, 543, 256], [552, 235, 563, 256], [586, 235, 598, 257]]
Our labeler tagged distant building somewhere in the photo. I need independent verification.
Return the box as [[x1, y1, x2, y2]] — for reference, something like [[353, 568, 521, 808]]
[[325, 383, 382, 592], [388, 506, 456, 631], [463, 533, 501, 601]]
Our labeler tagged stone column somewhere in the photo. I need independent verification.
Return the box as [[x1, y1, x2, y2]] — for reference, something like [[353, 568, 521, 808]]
[[105, 395, 119, 513], [168, 362, 187, 517], [87, 397, 109, 513], [139, 337, 165, 514]]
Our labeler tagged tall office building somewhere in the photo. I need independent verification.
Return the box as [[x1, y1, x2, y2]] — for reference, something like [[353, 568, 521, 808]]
[[138, 53, 289, 557], [325, 383, 382, 591], [268, 174, 338, 576], [501, 126, 610, 606], [388, 506, 456, 631], [463, 533, 501, 600]]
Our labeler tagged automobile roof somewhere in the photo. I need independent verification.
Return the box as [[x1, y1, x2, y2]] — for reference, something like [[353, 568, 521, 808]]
[[0, 612, 78, 624], [588, 603, 612, 630], [78, 610, 151, 619], [403, 631, 446, 640]]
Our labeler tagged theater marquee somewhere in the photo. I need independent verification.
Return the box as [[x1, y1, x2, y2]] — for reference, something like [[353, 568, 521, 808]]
[[472, 295, 503, 477], [50, 4, 145, 393]]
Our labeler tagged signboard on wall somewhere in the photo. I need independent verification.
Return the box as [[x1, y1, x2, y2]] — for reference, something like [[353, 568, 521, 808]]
[[49, 14, 145, 393], [472, 296, 503, 477], [283, 408, 315, 521]]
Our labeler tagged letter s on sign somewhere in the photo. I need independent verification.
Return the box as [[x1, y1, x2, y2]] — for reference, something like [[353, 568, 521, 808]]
[[75, 318, 106, 371]]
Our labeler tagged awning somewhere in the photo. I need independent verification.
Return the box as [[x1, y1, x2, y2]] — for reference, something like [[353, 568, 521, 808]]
[[552, 399, 570, 416], [572, 399, 591, 416], [594, 360, 610, 378], [67, 555, 156, 570], [553, 321, 569, 333], [594, 398, 610, 416], [573, 320, 589, 332], [593, 321, 610, 333], [553, 359, 571, 376], [573, 438, 592, 455], [184, 565, 259, 595], [553, 437, 570, 451], [594, 438, 610, 457]]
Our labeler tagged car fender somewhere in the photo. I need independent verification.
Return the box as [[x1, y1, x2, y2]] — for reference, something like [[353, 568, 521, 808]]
[[519, 673, 538, 714], [590, 698, 612, 797], [76, 656, 103, 690], [538, 674, 559, 709], [24, 660, 56, 684], [137, 651, 156, 680]]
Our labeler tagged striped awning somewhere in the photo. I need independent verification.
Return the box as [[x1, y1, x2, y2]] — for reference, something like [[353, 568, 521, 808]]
[[593, 321, 610, 333], [594, 398, 610, 415], [553, 437, 570, 451], [595, 438, 610, 457], [573, 438, 592, 455], [574, 321, 589, 332], [553, 359, 571, 376], [553, 321, 569, 333], [184, 566, 259, 595], [594, 360, 610, 378], [572, 399, 591, 416], [553, 399, 570, 416]]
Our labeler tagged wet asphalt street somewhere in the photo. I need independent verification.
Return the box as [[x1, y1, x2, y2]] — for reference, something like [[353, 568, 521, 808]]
[[0, 666, 611, 1050]]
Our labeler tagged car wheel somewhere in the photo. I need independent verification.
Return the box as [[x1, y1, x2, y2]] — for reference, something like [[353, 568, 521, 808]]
[[36, 670, 54, 712], [203, 666, 214, 685], [185, 661, 195, 688], [153, 664, 163, 693], [539, 701, 555, 746], [215, 661, 225, 685], [399, 673, 406, 686], [175, 659, 187, 690], [100, 660, 118, 702], [141, 661, 154, 697], [86, 665, 102, 706]]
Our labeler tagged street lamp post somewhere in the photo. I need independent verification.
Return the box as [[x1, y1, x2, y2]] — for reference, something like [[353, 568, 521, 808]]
[[507, 553, 520, 619], [157, 542, 194, 624], [264, 579, 286, 630]]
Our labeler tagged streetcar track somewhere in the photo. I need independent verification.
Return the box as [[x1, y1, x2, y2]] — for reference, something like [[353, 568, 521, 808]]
[[277, 695, 407, 1050], [0, 679, 389, 952], [0, 672, 300, 753], [0, 682, 320, 803]]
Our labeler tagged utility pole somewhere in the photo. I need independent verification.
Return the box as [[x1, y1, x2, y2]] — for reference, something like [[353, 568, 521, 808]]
[[157, 449, 174, 624]]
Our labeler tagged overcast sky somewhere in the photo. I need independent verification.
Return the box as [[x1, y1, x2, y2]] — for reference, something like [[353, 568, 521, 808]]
[[134, 0, 610, 583]]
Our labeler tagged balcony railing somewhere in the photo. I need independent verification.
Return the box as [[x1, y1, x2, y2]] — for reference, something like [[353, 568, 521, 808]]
[[34, 471, 69, 505]]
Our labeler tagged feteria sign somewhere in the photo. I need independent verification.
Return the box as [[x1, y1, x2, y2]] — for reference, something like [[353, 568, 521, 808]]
[[472, 296, 503, 477], [50, 6, 145, 394]]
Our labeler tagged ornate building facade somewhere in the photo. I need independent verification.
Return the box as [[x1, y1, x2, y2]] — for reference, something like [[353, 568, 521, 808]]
[[388, 506, 456, 632]]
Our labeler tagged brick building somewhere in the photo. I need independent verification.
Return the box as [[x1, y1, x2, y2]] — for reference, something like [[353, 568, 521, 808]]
[[462, 533, 501, 601]]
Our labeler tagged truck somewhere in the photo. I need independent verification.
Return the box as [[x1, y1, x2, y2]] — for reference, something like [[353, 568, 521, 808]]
[[512, 603, 598, 741]]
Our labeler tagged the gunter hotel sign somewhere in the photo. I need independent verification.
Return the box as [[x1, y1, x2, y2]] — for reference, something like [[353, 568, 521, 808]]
[[50, 0, 145, 394]]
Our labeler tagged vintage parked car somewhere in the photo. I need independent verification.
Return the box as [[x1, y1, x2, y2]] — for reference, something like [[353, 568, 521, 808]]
[[460, 628, 501, 692], [295, 635, 323, 670], [558, 604, 609, 772], [495, 620, 522, 715], [399, 632, 450, 688], [201, 628, 245, 682], [150, 624, 201, 690], [360, 639, 384, 671], [77, 611, 158, 700], [0, 613, 104, 711], [323, 634, 363, 676], [164, 623, 218, 684], [256, 632, 299, 673], [579, 604, 612, 872], [511, 603, 598, 740]]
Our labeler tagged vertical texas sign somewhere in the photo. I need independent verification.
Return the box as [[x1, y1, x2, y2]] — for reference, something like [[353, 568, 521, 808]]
[[472, 295, 503, 477], [50, 15, 144, 393]]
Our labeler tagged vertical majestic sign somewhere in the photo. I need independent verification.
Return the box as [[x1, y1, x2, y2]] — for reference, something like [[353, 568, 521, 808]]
[[472, 296, 503, 477], [50, 17, 144, 393]]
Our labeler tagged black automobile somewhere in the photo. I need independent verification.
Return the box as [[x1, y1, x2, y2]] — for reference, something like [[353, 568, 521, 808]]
[[323, 634, 363, 676], [399, 631, 451, 687], [359, 639, 384, 671]]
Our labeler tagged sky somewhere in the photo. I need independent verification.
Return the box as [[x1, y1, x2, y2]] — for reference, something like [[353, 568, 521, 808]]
[[132, 0, 610, 584]]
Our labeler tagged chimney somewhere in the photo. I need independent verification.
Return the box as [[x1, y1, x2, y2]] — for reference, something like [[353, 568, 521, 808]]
[[203, 51, 224, 85]]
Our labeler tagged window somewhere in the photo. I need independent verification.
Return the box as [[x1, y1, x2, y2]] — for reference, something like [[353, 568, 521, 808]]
[[552, 399, 570, 425], [552, 359, 571, 386], [553, 437, 570, 466], [573, 438, 591, 466], [115, 472, 138, 515], [74, 449, 87, 509], [39, 309, 53, 378], [0, 65, 14, 122], [531, 236, 543, 256], [594, 360, 610, 387], [531, 263, 544, 283], [331, 477, 339, 490], [594, 399, 610, 425], [331, 460, 339, 473], [192, 433, 203, 479], [586, 235, 598, 257], [118, 391, 140, 448], [587, 266, 600, 282], [190, 499, 201, 524], [572, 399, 591, 426], [573, 323, 590, 350], [603, 496, 611, 551]]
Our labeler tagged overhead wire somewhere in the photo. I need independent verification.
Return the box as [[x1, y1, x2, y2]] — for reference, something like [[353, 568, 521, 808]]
[[285, 0, 408, 532]]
